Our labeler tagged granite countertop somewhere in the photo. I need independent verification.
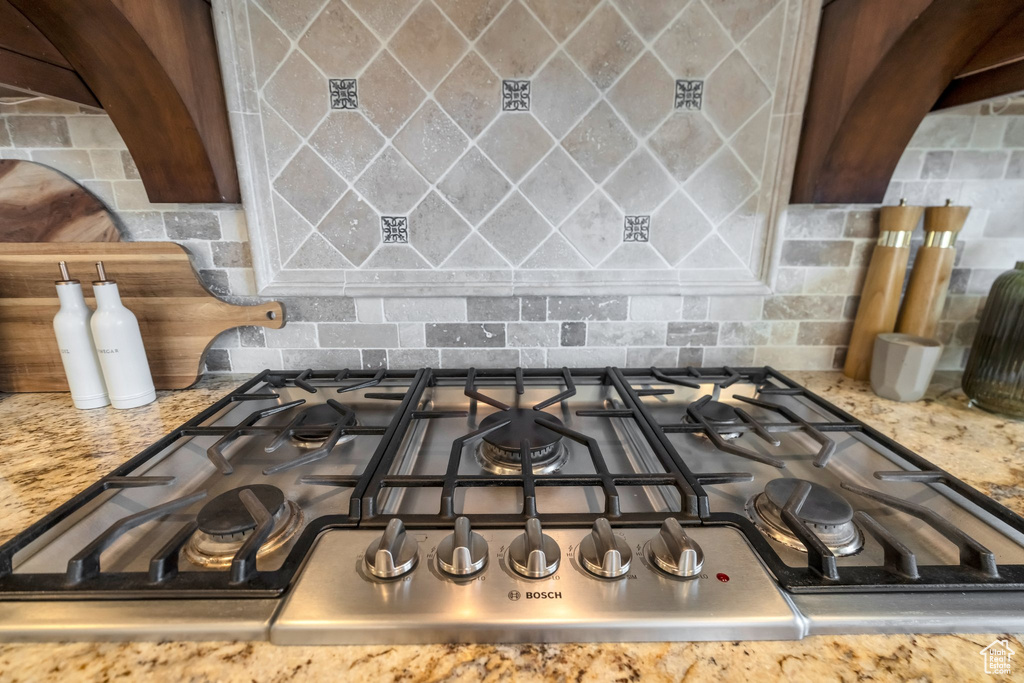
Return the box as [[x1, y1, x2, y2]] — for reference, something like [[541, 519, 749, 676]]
[[0, 372, 1022, 681]]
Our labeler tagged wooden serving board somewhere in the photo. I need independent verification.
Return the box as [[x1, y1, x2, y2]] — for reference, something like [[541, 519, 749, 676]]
[[0, 160, 121, 242], [0, 242, 284, 392]]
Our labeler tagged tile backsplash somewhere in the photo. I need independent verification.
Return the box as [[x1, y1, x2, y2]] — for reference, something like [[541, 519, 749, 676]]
[[2, 1, 1023, 374]]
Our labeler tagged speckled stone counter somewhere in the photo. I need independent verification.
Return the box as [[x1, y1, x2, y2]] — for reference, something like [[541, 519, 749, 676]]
[[0, 372, 1022, 682]]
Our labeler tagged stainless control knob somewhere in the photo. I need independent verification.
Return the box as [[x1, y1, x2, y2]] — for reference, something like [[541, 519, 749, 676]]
[[436, 517, 488, 576], [364, 518, 419, 578], [508, 517, 560, 578], [649, 518, 704, 577], [579, 517, 632, 578]]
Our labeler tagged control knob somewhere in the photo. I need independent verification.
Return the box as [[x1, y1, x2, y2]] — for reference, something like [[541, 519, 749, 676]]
[[578, 517, 631, 578], [436, 516, 488, 576], [649, 518, 704, 577], [364, 518, 419, 579], [508, 517, 560, 578]]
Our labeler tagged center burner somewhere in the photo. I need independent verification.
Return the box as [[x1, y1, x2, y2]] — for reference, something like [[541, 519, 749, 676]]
[[185, 485, 305, 569], [476, 408, 569, 475], [747, 478, 863, 556], [290, 403, 357, 448], [691, 399, 742, 440]]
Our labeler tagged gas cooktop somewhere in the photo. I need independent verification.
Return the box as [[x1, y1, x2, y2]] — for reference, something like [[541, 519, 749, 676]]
[[2, 367, 1024, 643]]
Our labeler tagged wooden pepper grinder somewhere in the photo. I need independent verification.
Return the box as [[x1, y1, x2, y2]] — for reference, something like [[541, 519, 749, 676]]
[[896, 199, 969, 339], [843, 199, 923, 381]]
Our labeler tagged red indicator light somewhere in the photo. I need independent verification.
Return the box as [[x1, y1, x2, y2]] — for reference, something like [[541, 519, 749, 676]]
[[716, 573, 730, 582]]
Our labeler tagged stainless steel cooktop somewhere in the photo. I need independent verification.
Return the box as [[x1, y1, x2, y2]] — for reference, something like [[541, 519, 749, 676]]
[[2, 367, 1024, 643]]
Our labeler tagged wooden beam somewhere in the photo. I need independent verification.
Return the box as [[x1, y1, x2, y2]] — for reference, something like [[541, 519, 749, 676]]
[[0, 0, 70, 68], [935, 60, 1024, 110], [0, 46, 99, 107], [10, 0, 240, 204], [957, 11, 1024, 77]]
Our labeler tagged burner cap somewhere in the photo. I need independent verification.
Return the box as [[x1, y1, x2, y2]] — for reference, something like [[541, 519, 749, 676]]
[[477, 409, 567, 474], [697, 400, 740, 423], [293, 403, 356, 443], [763, 478, 854, 527], [196, 485, 286, 538]]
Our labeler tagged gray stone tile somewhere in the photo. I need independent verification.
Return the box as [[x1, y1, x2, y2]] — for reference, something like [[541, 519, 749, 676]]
[[921, 150, 953, 179], [477, 1, 556, 78], [560, 321, 585, 346], [263, 52, 327, 137], [436, 53, 501, 138], [199, 269, 230, 297], [261, 105, 302, 178], [843, 295, 859, 321], [522, 296, 547, 321], [650, 191, 712, 265], [676, 348, 704, 367], [843, 209, 879, 238], [607, 52, 674, 137], [666, 322, 718, 346], [531, 52, 599, 139], [393, 102, 468, 183], [613, 0, 688, 40], [439, 147, 512, 224], [507, 322, 559, 347], [520, 348, 547, 368], [390, 3, 467, 90], [705, 52, 770, 137], [566, 4, 642, 89], [468, 297, 520, 321], [346, 0, 417, 37], [756, 345, 834, 370], [165, 211, 221, 240], [478, 192, 551, 265], [384, 298, 466, 321], [309, 112, 384, 182], [284, 232, 352, 270], [479, 114, 554, 182], [681, 296, 710, 320], [211, 242, 252, 268], [803, 268, 863, 295], [521, 148, 594, 224], [408, 191, 471, 266], [562, 101, 636, 183], [719, 321, 770, 346], [949, 151, 1009, 179], [684, 148, 758, 224], [649, 113, 722, 182], [709, 295, 763, 321], [248, 5, 289, 86], [389, 348, 440, 368], [320, 323, 400, 348], [362, 244, 431, 269], [630, 296, 681, 321], [706, 0, 779, 42], [738, 1, 784, 85], [547, 347, 625, 366], [523, 0, 598, 40], [1007, 151, 1024, 179], [254, 0, 324, 38], [654, 1, 731, 78], [356, 146, 428, 214], [230, 348, 283, 372], [280, 296, 357, 322], [587, 322, 664, 346], [784, 207, 845, 239], [30, 149, 92, 178], [443, 232, 511, 268], [204, 349, 231, 373], [264, 323, 318, 349], [626, 347, 679, 367], [361, 349, 388, 369], [907, 116, 973, 148], [797, 322, 854, 346], [548, 296, 627, 321], [603, 148, 674, 214], [970, 117, 1006, 147], [359, 52, 426, 137], [436, 0, 508, 40], [704, 346, 757, 367], [762, 295, 845, 320], [239, 326, 266, 348], [1004, 118, 1024, 146], [520, 232, 590, 268], [426, 323, 506, 347], [559, 191, 622, 265], [0, 118, 11, 147], [780, 240, 853, 267], [317, 191, 379, 266], [440, 348, 521, 367], [281, 348, 362, 370], [119, 211, 165, 241], [399, 322, 425, 347], [300, 0, 377, 77], [120, 151, 139, 180], [355, 298, 384, 323], [7, 116, 70, 147], [274, 146, 347, 225]]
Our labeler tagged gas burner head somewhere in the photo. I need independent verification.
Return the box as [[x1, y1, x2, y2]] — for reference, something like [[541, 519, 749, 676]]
[[747, 478, 863, 556], [476, 408, 569, 475], [291, 403, 357, 448], [186, 485, 304, 568], [691, 400, 742, 440]]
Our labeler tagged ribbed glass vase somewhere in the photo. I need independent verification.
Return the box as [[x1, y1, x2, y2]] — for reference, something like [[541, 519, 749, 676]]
[[962, 261, 1024, 419]]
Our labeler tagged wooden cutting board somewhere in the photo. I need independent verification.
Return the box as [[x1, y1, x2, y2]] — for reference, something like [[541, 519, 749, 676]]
[[0, 242, 284, 392], [0, 160, 121, 242]]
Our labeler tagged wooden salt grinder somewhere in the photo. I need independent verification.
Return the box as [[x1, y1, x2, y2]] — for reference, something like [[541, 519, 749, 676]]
[[843, 200, 922, 381]]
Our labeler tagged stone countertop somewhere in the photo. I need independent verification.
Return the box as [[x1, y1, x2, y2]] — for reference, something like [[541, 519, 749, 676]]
[[0, 372, 1022, 682]]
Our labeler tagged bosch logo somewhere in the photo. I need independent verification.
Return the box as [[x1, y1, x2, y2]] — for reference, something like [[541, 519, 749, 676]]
[[525, 591, 562, 600], [507, 590, 521, 601]]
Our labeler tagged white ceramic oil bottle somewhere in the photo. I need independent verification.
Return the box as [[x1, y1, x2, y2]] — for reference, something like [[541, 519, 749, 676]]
[[89, 261, 156, 409], [53, 261, 109, 409]]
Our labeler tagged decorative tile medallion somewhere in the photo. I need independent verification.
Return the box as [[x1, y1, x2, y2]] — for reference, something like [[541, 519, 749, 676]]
[[329, 78, 358, 109], [623, 215, 650, 242], [502, 80, 531, 111], [381, 216, 409, 243], [674, 79, 703, 110]]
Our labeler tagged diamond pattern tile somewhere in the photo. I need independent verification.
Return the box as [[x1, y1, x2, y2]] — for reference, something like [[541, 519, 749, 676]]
[[612, 0, 689, 40], [435, 53, 501, 138], [521, 232, 589, 268], [359, 52, 426, 137], [274, 146, 347, 225], [300, 1, 377, 77], [562, 101, 636, 182], [704, 51, 770, 137], [309, 111, 384, 181], [560, 191, 623, 265], [285, 232, 353, 269], [262, 104, 302, 178], [651, 191, 713, 264], [531, 52, 599, 139], [718, 196, 761, 267], [355, 146, 428, 214], [649, 113, 722, 182], [705, 0, 779, 42], [273, 191, 313, 264], [409, 191, 471, 266], [248, 5, 289, 86], [523, 0, 599, 41], [363, 244, 431, 269], [346, 0, 417, 38], [263, 51, 328, 137], [607, 52, 674, 137], [566, 4, 642, 89], [436, 0, 510, 40], [390, 3, 467, 90], [318, 190, 380, 266], [479, 113, 554, 182], [438, 147, 512, 224], [254, 0, 324, 38], [678, 233, 745, 269], [730, 103, 769, 178], [443, 232, 511, 268], [520, 147, 593, 224], [683, 148, 758, 224], [601, 242, 667, 268], [740, 2, 784, 88], [393, 102, 468, 183], [477, 1, 557, 78], [603, 148, 674, 214], [654, 1, 732, 79], [479, 192, 552, 265]]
